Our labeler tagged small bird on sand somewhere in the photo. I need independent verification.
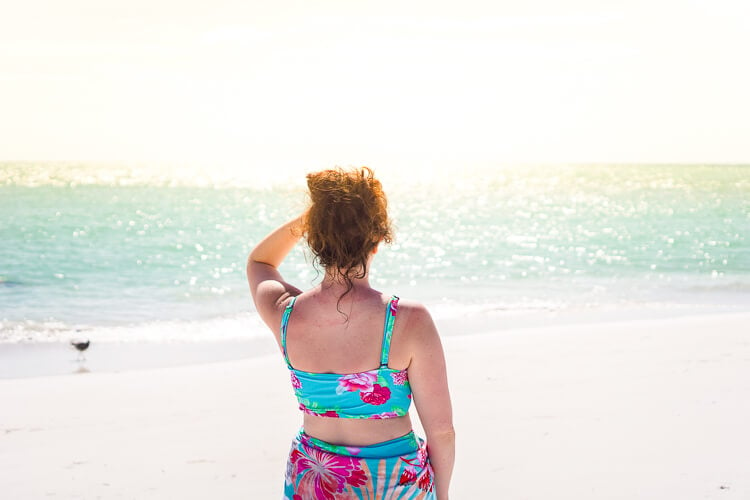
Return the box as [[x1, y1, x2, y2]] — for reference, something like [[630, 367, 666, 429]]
[[71, 340, 90, 361]]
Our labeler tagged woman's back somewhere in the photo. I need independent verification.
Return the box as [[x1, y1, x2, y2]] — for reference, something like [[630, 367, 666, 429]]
[[283, 289, 409, 374], [282, 287, 416, 446], [247, 167, 453, 498]]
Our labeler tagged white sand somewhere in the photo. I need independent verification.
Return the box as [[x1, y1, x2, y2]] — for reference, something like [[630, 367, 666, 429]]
[[2, 312, 749, 499]]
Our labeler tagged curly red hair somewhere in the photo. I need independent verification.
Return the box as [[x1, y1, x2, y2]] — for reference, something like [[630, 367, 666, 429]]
[[303, 166, 392, 299]]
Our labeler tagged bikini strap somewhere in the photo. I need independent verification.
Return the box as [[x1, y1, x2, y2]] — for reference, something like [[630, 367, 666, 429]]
[[379, 295, 400, 368], [280, 296, 297, 368]]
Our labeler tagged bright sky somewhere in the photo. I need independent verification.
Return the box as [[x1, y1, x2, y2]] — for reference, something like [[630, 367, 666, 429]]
[[1, 0, 748, 168]]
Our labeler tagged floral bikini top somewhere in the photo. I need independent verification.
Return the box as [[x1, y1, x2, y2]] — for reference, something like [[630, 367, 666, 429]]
[[280, 295, 412, 419]]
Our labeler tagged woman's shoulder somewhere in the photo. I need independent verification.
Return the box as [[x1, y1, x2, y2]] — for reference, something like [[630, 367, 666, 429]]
[[392, 297, 430, 316], [391, 297, 438, 339]]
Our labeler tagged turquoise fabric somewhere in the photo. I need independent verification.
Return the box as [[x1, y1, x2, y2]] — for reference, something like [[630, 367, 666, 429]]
[[281, 296, 413, 419]]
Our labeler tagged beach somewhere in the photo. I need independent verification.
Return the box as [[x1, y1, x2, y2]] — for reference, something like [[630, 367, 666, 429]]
[[2, 163, 749, 497], [3, 310, 749, 499], [4, 0, 750, 494]]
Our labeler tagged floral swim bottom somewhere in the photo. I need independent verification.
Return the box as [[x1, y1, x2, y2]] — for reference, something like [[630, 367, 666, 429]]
[[283, 429, 435, 499]]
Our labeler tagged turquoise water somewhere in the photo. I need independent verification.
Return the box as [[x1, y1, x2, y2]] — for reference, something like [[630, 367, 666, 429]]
[[1, 163, 748, 341]]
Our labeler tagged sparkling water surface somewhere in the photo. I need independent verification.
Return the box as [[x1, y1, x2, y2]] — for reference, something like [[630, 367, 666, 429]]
[[1, 162, 748, 342]]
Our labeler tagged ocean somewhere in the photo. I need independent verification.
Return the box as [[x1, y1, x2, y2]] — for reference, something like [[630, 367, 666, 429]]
[[1, 162, 748, 344]]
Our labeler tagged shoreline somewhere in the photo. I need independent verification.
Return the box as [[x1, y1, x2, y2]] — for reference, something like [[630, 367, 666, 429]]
[[2, 310, 749, 498], [1, 305, 748, 380]]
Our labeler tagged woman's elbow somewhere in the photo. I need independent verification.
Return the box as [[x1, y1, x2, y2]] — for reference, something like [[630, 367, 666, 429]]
[[427, 426, 456, 442]]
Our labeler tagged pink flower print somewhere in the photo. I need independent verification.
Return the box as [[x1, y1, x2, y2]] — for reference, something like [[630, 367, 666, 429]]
[[415, 443, 434, 492], [337, 371, 377, 394], [417, 466, 434, 492], [398, 465, 417, 485], [400, 449, 434, 492], [290, 447, 367, 499], [360, 384, 391, 405], [390, 370, 408, 385], [368, 411, 399, 419], [390, 299, 398, 316], [416, 445, 428, 467], [290, 372, 302, 389]]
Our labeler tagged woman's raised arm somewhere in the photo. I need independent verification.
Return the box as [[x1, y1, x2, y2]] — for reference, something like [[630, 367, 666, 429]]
[[246, 215, 304, 331]]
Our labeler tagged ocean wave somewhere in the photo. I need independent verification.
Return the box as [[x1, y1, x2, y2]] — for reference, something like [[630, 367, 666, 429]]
[[0, 312, 268, 344]]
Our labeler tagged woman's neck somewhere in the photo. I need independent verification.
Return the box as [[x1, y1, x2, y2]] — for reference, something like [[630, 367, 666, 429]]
[[320, 270, 371, 291]]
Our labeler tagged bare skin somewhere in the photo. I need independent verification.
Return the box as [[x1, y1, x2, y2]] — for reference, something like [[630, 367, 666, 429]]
[[247, 215, 455, 499]]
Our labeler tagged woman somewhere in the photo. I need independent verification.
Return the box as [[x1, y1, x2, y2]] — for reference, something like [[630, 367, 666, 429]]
[[247, 167, 454, 499]]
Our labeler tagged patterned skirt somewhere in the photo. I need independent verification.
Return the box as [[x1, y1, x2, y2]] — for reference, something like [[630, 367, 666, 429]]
[[283, 429, 435, 499]]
